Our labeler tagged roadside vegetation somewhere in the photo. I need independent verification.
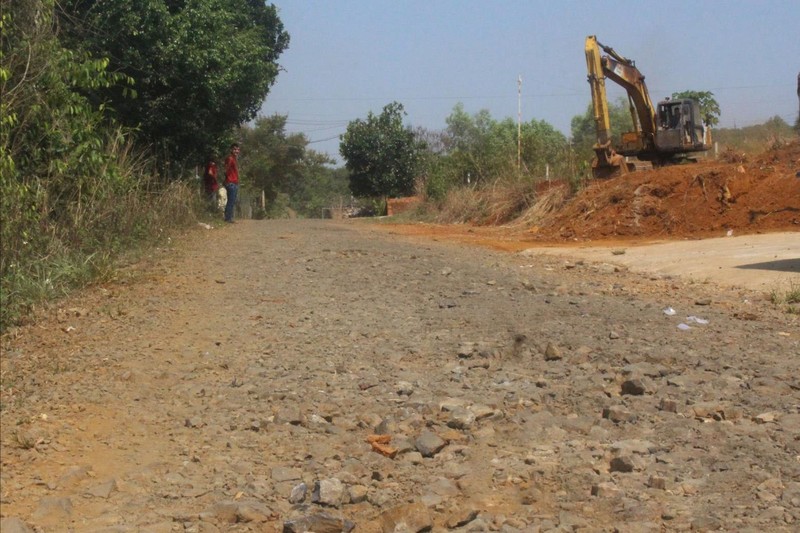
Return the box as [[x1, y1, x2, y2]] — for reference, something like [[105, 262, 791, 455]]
[[1, 0, 288, 330], [338, 95, 797, 226], [770, 281, 800, 315]]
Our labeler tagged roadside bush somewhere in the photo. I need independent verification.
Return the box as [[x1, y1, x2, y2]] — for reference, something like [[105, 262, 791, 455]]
[[0, 138, 201, 329], [0, 2, 203, 330], [422, 163, 463, 202]]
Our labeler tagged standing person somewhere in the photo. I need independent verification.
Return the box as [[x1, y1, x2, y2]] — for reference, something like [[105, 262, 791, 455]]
[[202, 155, 219, 208], [223, 143, 240, 223]]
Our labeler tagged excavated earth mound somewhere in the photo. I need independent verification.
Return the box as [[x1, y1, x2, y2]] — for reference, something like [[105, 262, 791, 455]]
[[529, 140, 800, 242]]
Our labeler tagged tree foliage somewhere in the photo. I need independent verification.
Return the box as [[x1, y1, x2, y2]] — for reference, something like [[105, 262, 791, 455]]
[[437, 103, 568, 185], [237, 116, 348, 217], [340, 102, 425, 198], [1, 0, 200, 329], [570, 98, 634, 161], [1, 0, 132, 258], [415, 104, 571, 202], [671, 90, 721, 127], [58, 0, 289, 170], [713, 116, 796, 155]]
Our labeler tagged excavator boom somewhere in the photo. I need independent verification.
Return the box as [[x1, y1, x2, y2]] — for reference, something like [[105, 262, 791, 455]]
[[584, 36, 625, 177]]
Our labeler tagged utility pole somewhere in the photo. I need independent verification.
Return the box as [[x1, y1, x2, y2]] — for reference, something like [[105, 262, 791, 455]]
[[517, 75, 522, 171]]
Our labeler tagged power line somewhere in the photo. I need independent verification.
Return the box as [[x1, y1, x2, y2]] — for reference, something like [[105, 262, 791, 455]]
[[266, 84, 786, 105], [283, 119, 350, 126], [306, 135, 342, 144]]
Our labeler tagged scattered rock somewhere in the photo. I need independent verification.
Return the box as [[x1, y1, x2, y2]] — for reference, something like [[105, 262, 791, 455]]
[[312, 478, 345, 507], [415, 430, 447, 457], [544, 342, 563, 361], [0, 517, 34, 533], [289, 482, 307, 504], [376, 502, 432, 533], [284, 512, 355, 533], [621, 378, 649, 396]]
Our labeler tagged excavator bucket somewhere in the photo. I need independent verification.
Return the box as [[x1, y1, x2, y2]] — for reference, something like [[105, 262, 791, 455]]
[[591, 143, 629, 179]]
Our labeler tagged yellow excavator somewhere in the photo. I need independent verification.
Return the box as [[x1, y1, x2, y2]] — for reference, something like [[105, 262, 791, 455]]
[[585, 35, 712, 178]]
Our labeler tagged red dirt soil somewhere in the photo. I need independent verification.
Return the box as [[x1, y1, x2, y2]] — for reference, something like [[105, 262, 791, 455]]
[[384, 140, 800, 249]]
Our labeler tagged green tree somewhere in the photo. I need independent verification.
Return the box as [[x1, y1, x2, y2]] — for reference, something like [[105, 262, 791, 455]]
[[671, 90, 721, 127], [58, 0, 289, 171], [1, 0, 131, 258], [419, 104, 569, 200], [497, 117, 568, 175], [237, 115, 348, 218], [443, 105, 507, 183], [570, 98, 634, 161], [239, 115, 305, 206], [340, 102, 425, 198], [2, 0, 203, 329]]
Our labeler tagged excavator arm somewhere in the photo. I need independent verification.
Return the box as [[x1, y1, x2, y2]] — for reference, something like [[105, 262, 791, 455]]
[[596, 44, 658, 153], [584, 35, 626, 177]]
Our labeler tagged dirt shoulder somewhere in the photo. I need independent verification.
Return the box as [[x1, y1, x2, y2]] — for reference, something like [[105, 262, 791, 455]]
[[372, 222, 799, 293], [520, 231, 799, 293]]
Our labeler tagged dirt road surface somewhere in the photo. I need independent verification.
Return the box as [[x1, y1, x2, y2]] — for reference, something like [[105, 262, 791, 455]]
[[2, 219, 799, 532]]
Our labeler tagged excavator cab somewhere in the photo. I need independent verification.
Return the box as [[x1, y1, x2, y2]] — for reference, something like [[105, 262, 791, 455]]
[[654, 99, 709, 156]]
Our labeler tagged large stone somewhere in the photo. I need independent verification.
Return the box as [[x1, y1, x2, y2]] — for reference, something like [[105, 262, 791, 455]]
[[312, 478, 345, 507], [210, 500, 274, 523], [610, 456, 637, 473], [272, 466, 303, 483], [415, 430, 446, 457], [377, 502, 433, 533], [447, 407, 476, 429], [592, 482, 624, 498], [85, 478, 117, 499], [289, 482, 307, 504], [0, 517, 34, 533], [544, 342, 563, 361], [602, 405, 635, 423], [284, 512, 355, 533], [31, 497, 72, 525]]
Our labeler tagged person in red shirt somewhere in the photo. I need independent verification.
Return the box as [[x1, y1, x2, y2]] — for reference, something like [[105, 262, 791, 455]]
[[203, 156, 219, 206], [223, 143, 240, 223]]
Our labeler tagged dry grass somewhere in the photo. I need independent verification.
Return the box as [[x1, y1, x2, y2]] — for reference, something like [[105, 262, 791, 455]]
[[1, 137, 203, 331], [431, 176, 571, 230], [434, 187, 486, 224], [510, 184, 570, 228]]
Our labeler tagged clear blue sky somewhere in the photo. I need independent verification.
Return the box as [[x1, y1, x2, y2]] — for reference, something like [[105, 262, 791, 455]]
[[258, 0, 800, 164]]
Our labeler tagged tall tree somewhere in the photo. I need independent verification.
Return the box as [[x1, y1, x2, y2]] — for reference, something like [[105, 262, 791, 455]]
[[440, 104, 568, 183], [671, 91, 721, 127], [340, 102, 425, 198], [570, 98, 634, 161], [237, 115, 346, 217], [238, 114, 305, 205], [57, 0, 289, 171]]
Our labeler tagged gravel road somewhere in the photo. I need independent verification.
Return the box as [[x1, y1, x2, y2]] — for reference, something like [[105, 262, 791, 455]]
[[1, 219, 799, 532]]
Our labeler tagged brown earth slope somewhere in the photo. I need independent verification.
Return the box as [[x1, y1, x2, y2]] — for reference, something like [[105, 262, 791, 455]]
[[530, 140, 800, 242]]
